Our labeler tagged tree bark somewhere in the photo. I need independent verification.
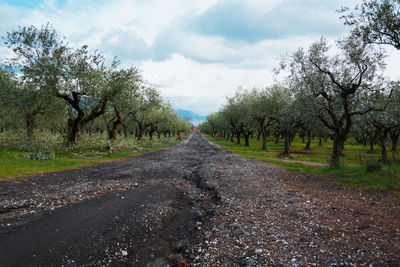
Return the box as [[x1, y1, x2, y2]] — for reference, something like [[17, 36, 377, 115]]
[[236, 131, 241, 144], [244, 133, 250, 147], [137, 127, 144, 141], [376, 128, 390, 163], [121, 124, 127, 138], [363, 138, 367, 146], [26, 113, 35, 139], [369, 138, 375, 153], [283, 132, 290, 155], [390, 131, 399, 152], [331, 135, 346, 165], [58, 92, 109, 143], [262, 133, 267, 150], [380, 131, 388, 163], [305, 135, 311, 150]]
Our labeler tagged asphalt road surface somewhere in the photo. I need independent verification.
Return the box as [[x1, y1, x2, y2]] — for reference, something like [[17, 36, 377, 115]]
[[1, 131, 399, 266]]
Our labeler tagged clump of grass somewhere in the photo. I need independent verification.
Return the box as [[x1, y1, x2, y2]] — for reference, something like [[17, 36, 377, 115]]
[[24, 148, 56, 160], [364, 159, 382, 173], [0, 131, 185, 180], [205, 133, 400, 191]]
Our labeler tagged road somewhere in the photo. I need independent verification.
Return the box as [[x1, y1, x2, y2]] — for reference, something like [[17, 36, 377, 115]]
[[0, 131, 399, 266]]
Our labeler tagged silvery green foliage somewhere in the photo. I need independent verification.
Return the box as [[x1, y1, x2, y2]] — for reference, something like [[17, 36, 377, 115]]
[[24, 148, 55, 160], [340, 0, 400, 49], [278, 36, 386, 164]]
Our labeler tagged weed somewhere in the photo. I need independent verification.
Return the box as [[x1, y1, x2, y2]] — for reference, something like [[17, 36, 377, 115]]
[[205, 134, 400, 191], [365, 159, 382, 173]]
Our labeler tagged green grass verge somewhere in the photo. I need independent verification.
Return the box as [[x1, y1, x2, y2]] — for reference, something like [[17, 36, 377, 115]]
[[205, 134, 400, 191], [0, 137, 182, 181]]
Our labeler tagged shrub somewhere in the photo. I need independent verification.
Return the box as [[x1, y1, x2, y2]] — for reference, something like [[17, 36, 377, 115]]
[[24, 148, 55, 160], [365, 159, 382, 173]]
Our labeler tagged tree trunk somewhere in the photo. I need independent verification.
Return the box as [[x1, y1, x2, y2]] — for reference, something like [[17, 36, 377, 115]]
[[108, 127, 118, 141], [230, 132, 234, 142], [244, 133, 250, 147], [390, 132, 399, 152], [257, 131, 261, 141], [283, 132, 290, 155], [318, 137, 322, 146], [157, 131, 162, 139], [275, 135, 279, 144], [305, 135, 311, 150], [122, 124, 128, 138], [137, 123, 145, 141], [26, 114, 35, 139], [68, 120, 83, 143], [58, 93, 108, 143], [236, 132, 241, 144], [379, 129, 389, 163], [137, 129, 144, 141], [369, 137, 375, 153], [262, 132, 267, 151], [331, 135, 345, 166]]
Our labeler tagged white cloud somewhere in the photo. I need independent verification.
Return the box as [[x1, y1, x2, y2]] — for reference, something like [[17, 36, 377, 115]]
[[1, 0, 399, 115]]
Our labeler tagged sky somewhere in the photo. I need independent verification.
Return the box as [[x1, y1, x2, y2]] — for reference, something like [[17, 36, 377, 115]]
[[0, 0, 399, 115]]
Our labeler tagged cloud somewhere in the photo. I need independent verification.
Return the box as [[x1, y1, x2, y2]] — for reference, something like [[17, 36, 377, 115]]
[[2, 0, 399, 117], [188, 0, 350, 43], [101, 29, 152, 61], [0, 4, 31, 36]]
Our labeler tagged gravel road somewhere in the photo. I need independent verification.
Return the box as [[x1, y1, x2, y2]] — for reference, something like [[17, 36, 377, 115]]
[[0, 131, 399, 266]]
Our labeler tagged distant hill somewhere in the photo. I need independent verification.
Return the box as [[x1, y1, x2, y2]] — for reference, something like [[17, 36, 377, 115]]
[[176, 109, 208, 126]]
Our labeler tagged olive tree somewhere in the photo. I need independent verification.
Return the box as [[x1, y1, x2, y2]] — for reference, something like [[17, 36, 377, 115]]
[[103, 67, 142, 141], [131, 87, 162, 141], [341, 0, 400, 49], [280, 37, 386, 165], [367, 81, 400, 162], [4, 24, 122, 142], [250, 85, 291, 150]]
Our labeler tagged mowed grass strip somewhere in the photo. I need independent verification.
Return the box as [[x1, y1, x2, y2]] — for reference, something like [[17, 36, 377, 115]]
[[205, 134, 400, 191], [0, 138, 182, 181]]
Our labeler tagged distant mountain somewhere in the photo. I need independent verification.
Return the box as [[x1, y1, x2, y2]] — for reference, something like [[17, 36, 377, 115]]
[[176, 109, 208, 126]]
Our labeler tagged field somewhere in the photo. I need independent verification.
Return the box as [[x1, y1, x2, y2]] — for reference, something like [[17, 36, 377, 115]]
[[205, 134, 400, 191], [0, 133, 183, 180]]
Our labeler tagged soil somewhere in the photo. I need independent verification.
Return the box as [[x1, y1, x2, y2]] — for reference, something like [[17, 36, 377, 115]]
[[280, 159, 328, 167], [0, 131, 399, 266]]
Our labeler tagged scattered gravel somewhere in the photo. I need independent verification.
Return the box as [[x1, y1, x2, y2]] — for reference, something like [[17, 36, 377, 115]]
[[186, 134, 400, 266], [0, 131, 399, 266]]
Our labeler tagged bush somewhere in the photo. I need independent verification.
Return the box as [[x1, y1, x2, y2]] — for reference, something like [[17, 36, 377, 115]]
[[365, 159, 382, 173], [24, 148, 55, 160]]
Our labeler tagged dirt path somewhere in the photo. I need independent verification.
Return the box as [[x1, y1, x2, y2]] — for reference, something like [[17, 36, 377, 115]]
[[0, 132, 399, 266]]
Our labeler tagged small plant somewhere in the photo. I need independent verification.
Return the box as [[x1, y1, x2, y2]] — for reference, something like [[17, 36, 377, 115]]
[[24, 148, 55, 160], [365, 159, 382, 173], [70, 151, 108, 159]]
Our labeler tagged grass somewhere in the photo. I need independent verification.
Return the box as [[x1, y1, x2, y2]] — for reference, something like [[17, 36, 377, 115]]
[[0, 133, 184, 181], [205, 134, 400, 191]]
